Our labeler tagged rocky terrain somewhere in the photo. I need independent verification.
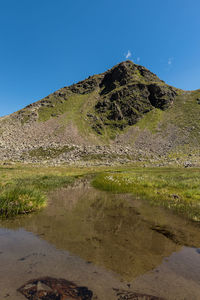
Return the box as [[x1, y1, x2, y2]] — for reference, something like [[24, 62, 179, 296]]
[[0, 60, 199, 166]]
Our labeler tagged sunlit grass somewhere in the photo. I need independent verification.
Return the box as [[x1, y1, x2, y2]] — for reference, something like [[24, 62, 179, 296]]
[[14, 175, 74, 191], [0, 164, 124, 218], [0, 186, 46, 218], [0, 174, 75, 218], [92, 168, 200, 222], [1, 164, 200, 221], [0, 167, 77, 218]]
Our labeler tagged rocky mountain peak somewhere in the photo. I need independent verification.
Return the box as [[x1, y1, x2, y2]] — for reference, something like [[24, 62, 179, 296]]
[[94, 61, 177, 129], [100, 60, 163, 95], [100, 61, 137, 92]]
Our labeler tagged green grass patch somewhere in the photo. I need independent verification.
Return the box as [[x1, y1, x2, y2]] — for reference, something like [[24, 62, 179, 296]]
[[1, 164, 200, 222], [0, 164, 132, 219], [0, 173, 75, 218], [160, 91, 200, 145], [38, 94, 89, 123], [81, 153, 119, 161], [136, 108, 164, 133], [14, 175, 75, 191], [92, 168, 200, 222], [28, 146, 75, 159], [0, 187, 46, 218], [37, 91, 130, 143], [37, 92, 108, 142]]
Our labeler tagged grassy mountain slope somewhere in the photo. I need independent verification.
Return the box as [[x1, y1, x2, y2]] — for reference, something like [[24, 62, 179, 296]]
[[0, 61, 199, 165]]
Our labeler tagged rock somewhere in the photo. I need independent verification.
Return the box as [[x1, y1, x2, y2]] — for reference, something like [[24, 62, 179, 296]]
[[184, 161, 192, 168], [114, 288, 166, 300], [171, 194, 180, 199], [147, 83, 176, 110], [18, 277, 94, 300], [95, 62, 177, 128], [37, 281, 52, 292]]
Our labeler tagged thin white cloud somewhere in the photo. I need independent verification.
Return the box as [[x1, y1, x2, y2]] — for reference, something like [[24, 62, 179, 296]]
[[125, 50, 132, 59], [168, 57, 173, 65], [137, 57, 140, 63]]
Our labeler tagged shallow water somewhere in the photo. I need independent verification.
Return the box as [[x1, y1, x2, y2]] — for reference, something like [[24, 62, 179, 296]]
[[0, 180, 200, 299]]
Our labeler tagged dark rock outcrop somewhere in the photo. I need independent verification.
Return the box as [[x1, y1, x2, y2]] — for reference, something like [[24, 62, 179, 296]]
[[114, 288, 166, 300], [18, 277, 94, 300], [94, 61, 177, 128], [69, 75, 103, 95], [148, 83, 177, 110], [59, 60, 177, 119]]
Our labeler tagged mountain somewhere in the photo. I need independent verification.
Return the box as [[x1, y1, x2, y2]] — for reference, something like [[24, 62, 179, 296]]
[[0, 60, 200, 166]]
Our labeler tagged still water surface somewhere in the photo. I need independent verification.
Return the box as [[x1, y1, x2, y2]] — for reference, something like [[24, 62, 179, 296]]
[[0, 180, 200, 299]]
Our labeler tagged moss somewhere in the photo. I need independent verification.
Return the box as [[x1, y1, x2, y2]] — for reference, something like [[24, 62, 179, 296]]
[[29, 146, 75, 159]]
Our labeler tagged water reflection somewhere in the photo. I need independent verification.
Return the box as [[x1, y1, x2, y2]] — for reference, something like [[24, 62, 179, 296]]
[[2, 180, 198, 280], [1, 180, 200, 299]]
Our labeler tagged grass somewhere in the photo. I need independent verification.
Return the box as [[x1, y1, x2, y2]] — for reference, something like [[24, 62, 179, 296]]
[[0, 187, 46, 218], [0, 168, 76, 218], [37, 91, 129, 143], [131, 90, 200, 143], [14, 175, 74, 191], [38, 94, 87, 123], [38, 92, 110, 142], [92, 167, 200, 222], [136, 108, 164, 133], [0, 164, 200, 221], [162, 90, 200, 144], [0, 174, 75, 218], [0, 164, 124, 219], [28, 146, 75, 159]]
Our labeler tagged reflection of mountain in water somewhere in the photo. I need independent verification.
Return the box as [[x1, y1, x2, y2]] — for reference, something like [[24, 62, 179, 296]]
[[1, 181, 200, 299], [1, 181, 194, 280]]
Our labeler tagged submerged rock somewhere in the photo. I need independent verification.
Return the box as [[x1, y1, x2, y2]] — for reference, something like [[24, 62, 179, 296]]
[[18, 277, 94, 300], [114, 288, 166, 300]]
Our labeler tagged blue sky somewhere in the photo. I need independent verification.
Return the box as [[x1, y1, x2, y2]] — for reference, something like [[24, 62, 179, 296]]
[[0, 0, 200, 116]]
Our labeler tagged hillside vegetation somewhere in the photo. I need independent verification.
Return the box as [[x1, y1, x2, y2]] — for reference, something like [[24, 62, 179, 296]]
[[0, 61, 199, 166]]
